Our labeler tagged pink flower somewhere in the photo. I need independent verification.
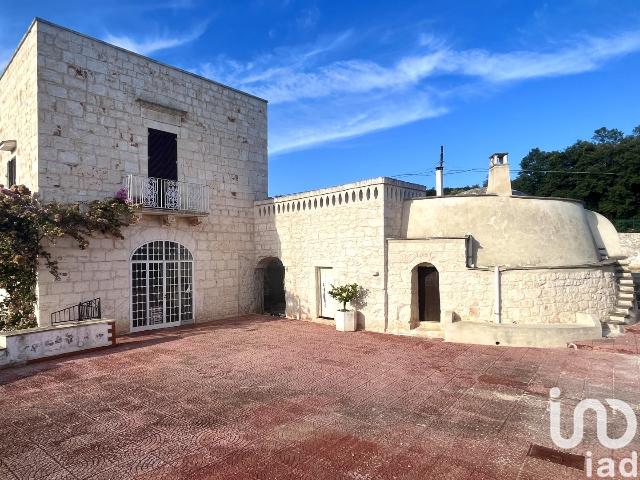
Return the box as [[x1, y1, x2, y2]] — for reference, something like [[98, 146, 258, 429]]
[[115, 187, 128, 202]]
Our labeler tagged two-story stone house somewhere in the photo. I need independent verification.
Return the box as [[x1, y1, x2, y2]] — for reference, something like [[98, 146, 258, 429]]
[[1, 19, 636, 347]]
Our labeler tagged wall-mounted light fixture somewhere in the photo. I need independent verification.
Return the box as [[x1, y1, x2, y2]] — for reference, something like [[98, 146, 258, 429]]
[[0, 140, 17, 152]]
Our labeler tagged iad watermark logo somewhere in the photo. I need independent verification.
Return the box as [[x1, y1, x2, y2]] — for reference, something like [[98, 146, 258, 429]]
[[549, 387, 638, 477]]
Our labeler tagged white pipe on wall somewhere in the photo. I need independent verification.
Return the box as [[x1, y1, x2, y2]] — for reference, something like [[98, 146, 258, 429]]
[[494, 265, 501, 324], [435, 168, 443, 197]]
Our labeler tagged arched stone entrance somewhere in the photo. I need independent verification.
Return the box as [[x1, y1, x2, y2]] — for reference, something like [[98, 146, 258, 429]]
[[412, 263, 440, 323], [257, 257, 285, 316]]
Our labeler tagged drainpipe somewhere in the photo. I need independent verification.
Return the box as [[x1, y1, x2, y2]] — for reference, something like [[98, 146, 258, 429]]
[[494, 265, 501, 324]]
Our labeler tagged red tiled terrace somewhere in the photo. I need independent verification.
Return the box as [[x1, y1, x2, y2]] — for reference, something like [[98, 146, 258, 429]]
[[1, 315, 639, 479]]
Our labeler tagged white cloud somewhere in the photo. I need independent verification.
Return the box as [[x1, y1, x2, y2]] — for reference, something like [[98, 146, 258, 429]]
[[104, 21, 208, 55], [197, 29, 640, 155]]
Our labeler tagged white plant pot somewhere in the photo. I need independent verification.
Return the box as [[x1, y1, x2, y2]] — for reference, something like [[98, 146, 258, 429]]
[[335, 310, 356, 332]]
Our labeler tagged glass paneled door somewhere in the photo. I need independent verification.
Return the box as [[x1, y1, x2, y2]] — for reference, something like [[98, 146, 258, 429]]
[[131, 241, 193, 331]]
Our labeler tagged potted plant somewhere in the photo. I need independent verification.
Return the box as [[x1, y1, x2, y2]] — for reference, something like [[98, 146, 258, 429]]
[[328, 283, 360, 332]]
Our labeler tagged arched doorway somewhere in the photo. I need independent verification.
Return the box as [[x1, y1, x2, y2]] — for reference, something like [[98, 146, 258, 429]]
[[131, 241, 193, 331], [258, 257, 285, 316], [413, 263, 440, 323]]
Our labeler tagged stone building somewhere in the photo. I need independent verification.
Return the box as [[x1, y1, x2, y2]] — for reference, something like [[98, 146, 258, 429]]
[[1, 19, 637, 347]]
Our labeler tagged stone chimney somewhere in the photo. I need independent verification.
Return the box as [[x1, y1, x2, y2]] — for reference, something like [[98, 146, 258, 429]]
[[486, 152, 512, 196]]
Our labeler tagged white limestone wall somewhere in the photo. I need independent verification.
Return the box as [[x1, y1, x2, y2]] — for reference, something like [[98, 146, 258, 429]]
[[254, 179, 424, 332], [387, 239, 618, 334], [0, 23, 39, 190], [499, 267, 617, 325], [35, 19, 267, 204], [30, 20, 267, 333], [387, 238, 491, 333]]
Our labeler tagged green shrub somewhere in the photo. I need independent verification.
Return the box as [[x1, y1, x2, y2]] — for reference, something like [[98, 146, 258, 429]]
[[328, 283, 360, 311]]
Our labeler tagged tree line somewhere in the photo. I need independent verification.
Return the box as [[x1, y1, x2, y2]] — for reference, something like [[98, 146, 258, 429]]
[[511, 126, 640, 231]]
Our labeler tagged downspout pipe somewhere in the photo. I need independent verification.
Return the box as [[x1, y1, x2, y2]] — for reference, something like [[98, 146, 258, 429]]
[[494, 265, 501, 324]]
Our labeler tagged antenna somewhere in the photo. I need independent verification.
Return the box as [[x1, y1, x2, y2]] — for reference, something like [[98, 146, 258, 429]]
[[439, 145, 444, 169]]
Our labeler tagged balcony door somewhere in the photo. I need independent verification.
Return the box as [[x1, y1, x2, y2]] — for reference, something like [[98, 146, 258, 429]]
[[131, 241, 193, 331], [146, 129, 177, 210], [148, 128, 177, 180]]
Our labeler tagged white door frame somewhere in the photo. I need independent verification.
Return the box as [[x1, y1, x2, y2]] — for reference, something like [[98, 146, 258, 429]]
[[317, 267, 338, 319]]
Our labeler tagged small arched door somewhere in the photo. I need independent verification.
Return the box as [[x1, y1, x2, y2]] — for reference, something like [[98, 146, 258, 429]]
[[417, 264, 440, 322], [131, 241, 193, 331]]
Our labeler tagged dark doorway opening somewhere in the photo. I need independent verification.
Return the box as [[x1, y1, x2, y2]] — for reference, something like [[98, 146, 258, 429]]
[[417, 265, 440, 322], [148, 128, 177, 180], [263, 258, 285, 316]]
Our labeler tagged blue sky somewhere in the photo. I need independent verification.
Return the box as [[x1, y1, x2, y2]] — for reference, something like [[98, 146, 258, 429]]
[[1, 1, 640, 195]]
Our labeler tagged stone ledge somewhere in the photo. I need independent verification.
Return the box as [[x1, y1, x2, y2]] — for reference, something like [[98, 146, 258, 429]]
[[0, 319, 116, 368], [441, 313, 602, 348]]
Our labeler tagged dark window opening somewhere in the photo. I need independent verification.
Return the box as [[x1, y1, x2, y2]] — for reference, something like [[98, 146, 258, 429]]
[[148, 129, 177, 181], [6, 157, 16, 187]]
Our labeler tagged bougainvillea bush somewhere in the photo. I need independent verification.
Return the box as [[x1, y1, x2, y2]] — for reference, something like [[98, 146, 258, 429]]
[[0, 185, 136, 331]]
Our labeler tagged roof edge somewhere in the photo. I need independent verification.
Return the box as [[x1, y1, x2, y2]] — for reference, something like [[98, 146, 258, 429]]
[[3, 17, 268, 104], [0, 18, 38, 84]]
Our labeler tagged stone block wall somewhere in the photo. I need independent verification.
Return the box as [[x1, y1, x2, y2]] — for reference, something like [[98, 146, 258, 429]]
[[254, 178, 423, 332], [37, 214, 260, 334], [35, 20, 267, 204], [29, 20, 267, 333], [387, 238, 492, 333], [0, 23, 39, 190], [387, 239, 618, 333], [499, 267, 617, 325]]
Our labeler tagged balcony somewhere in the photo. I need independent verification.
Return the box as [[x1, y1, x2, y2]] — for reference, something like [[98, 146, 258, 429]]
[[124, 175, 209, 218]]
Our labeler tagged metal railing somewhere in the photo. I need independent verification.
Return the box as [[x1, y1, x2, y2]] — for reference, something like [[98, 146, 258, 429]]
[[51, 298, 101, 325], [124, 175, 209, 214]]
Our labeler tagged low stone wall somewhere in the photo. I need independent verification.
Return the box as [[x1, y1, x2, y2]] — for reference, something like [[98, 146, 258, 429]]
[[0, 319, 115, 368], [500, 267, 617, 325], [620, 233, 640, 270]]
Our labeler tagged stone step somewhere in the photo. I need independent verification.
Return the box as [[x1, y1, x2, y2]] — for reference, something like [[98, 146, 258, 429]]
[[619, 293, 635, 301], [617, 299, 635, 308], [603, 323, 626, 336], [613, 307, 632, 315], [607, 315, 629, 325], [620, 286, 636, 293], [615, 271, 633, 278], [620, 279, 635, 286]]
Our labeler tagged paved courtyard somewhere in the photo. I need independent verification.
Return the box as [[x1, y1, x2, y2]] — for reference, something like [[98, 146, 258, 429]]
[[1, 315, 639, 479]]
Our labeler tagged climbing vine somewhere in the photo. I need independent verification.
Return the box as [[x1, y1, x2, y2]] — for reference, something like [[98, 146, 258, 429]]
[[0, 185, 136, 331]]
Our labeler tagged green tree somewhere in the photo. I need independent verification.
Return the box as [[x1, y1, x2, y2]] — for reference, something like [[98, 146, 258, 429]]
[[592, 127, 624, 144], [512, 126, 640, 231]]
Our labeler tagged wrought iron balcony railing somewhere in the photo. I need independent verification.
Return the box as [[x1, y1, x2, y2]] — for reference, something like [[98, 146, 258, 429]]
[[124, 175, 209, 214]]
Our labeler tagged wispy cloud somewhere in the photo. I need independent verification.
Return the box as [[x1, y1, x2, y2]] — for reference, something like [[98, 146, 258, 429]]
[[197, 29, 640, 155], [104, 21, 209, 55]]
